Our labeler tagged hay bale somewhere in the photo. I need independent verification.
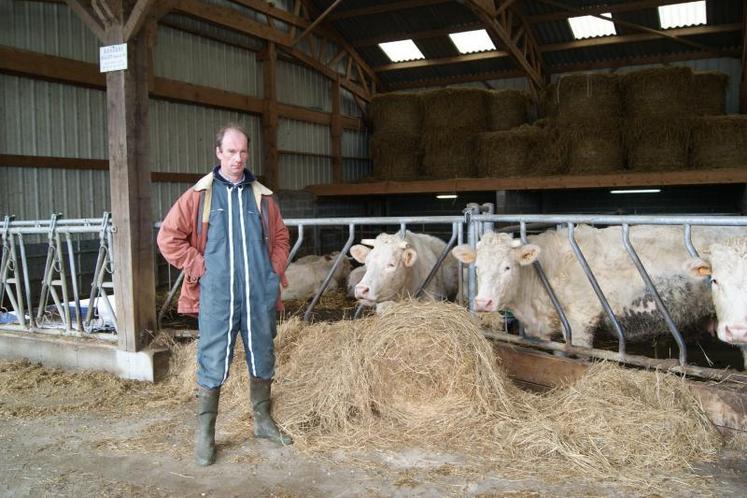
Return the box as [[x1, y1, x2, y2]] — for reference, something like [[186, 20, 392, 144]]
[[540, 82, 559, 119], [562, 123, 624, 174], [421, 128, 477, 178], [421, 88, 490, 131], [487, 89, 529, 131], [476, 125, 562, 177], [693, 72, 728, 116], [625, 118, 691, 171], [691, 115, 747, 169], [622, 66, 695, 118], [556, 73, 622, 124], [371, 132, 420, 180], [369, 92, 423, 134]]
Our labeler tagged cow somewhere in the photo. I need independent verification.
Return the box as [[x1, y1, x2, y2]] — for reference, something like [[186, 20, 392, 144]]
[[281, 251, 352, 301], [350, 231, 459, 306], [451, 225, 746, 353], [686, 237, 747, 367], [347, 266, 366, 298]]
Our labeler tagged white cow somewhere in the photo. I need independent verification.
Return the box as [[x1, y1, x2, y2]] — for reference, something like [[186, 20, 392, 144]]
[[281, 252, 352, 301], [350, 231, 459, 306], [347, 266, 366, 298], [686, 237, 747, 366], [452, 225, 745, 351]]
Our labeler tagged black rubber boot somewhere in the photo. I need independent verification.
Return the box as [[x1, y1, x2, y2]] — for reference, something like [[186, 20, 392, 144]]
[[195, 386, 220, 466], [250, 377, 292, 445]]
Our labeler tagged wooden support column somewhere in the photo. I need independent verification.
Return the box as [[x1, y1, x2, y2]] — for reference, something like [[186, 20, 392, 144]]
[[262, 41, 279, 190], [330, 77, 343, 184]]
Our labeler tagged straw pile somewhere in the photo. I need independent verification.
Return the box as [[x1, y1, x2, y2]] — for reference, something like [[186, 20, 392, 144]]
[[421, 128, 477, 178], [476, 125, 561, 177], [421, 88, 490, 130], [691, 115, 747, 169], [693, 71, 728, 116], [539, 82, 559, 119], [486, 89, 529, 131], [369, 92, 423, 135], [556, 73, 622, 124], [562, 123, 624, 174], [625, 118, 692, 171], [371, 131, 420, 180], [622, 66, 695, 118]]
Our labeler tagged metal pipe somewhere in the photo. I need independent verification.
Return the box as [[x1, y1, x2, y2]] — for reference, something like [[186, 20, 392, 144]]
[[471, 213, 747, 227], [567, 222, 625, 356], [622, 224, 687, 365], [465, 205, 479, 311], [520, 222, 573, 345], [287, 224, 305, 266], [415, 222, 459, 298], [17, 234, 34, 328], [65, 233, 82, 331], [158, 270, 184, 330], [304, 224, 356, 322], [683, 224, 700, 258]]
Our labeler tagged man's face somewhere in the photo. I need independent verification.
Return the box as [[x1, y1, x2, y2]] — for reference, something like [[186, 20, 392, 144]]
[[216, 129, 248, 181]]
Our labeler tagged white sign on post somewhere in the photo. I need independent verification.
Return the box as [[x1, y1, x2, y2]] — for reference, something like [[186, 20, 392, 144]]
[[100, 44, 128, 73]]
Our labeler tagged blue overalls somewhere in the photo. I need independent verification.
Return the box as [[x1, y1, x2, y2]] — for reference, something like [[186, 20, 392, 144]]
[[197, 170, 280, 388]]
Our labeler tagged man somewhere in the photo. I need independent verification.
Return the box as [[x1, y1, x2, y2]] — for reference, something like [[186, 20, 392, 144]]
[[157, 124, 292, 466]]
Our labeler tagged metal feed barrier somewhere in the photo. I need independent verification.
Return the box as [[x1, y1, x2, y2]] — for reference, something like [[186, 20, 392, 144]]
[[4, 210, 747, 382]]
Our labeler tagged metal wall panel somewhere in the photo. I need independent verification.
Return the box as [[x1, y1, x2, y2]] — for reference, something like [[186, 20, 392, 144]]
[[278, 154, 331, 190], [277, 60, 331, 112], [149, 99, 263, 175], [152, 182, 194, 221], [278, 119, 330, 155], [343, 159, 372, 183], [1, 74, 108, 158], [342, 129, 369, 158], [154, 25, 261, 96], [341, 87, 364, 118], [0, 0, 99, 63]]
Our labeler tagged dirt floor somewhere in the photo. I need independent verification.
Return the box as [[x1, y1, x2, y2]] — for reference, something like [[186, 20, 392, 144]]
[[0, 356, 745, 498]]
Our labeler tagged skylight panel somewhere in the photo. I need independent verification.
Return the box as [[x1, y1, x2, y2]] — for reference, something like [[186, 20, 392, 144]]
[[449, 29, 496, 54], [658, 1, 706, 29], [568, 13, 616, 40], [378, 40, 425, 63]]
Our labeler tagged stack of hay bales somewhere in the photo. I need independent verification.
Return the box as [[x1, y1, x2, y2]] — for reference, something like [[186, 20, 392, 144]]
[[369, 93, 423, 180], [622, 67, 695, 171], [690, 72, 747, 169], [556, 73, 624, 175], [476, 124, 558, 177]]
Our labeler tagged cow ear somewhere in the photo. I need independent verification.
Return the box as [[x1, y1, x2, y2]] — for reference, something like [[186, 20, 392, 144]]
[[402, 248, 418, 267], [350, 245, 370, 264], [514, 244, 540, 265], [451, 244, 476, 264], [360, 239, 376, 247], [684, 257, 712, 278]]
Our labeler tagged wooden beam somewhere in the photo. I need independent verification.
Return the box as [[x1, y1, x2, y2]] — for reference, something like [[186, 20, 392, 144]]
[[527, 0, 695, 25], [63, 0, 105, 40], [330, 77, 343, 184], [0, 45, 364, 130], [375, 50, 510, 72], [385, 68, 526, 90], [262, 42, 279, 190], [535, 0, 731, 58], [291, 0, 344, 47], [352, 22, 485, 48], [122, 0, 157, 41], [305, 168, 747, 196], [549, 48, 742, 74], [326, 0, 448, 21]]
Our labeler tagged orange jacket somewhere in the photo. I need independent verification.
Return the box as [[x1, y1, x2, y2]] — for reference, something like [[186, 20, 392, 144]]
[[157, 173, 289, 314]]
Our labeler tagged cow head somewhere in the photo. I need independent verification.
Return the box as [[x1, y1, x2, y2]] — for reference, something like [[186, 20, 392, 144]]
[[349, 233, 418, 304], [451, 232, 540, 312], [685, 238, 747, 345]]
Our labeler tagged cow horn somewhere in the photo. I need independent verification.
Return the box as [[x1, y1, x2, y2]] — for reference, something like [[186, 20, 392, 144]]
[[510, 239, 523, 248]]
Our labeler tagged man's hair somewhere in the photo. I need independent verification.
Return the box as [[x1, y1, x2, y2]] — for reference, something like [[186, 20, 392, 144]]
[[215, 123, 250, 149]]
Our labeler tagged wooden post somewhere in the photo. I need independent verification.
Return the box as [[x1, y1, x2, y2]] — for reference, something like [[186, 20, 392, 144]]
[[262, 41, 279, 189], [331, 77, 343, 184], [104, 3, 157, 352]]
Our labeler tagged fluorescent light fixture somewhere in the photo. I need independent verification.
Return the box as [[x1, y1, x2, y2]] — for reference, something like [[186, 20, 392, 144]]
[[610, 189, 661, 194], [436, 194, 458, 199], [568, 12, 616, 39], [449, 29, 496, 54], [658, 1, 706, 29], [378, 39, 425, 62]]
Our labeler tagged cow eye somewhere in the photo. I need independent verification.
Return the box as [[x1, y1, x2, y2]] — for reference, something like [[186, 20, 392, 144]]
[[710, 278, 718, 286], [387, 262, 396, 268], [503, 266, 511, 271]]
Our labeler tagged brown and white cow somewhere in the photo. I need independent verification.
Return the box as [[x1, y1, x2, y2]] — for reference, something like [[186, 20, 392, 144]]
[[281, 251, 352, 301], [686, 237, 747, 366], [452, 225, 745, 352], [350, 231, 459, 306]]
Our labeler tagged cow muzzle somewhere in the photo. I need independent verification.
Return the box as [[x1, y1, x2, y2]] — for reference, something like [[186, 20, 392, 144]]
[[723, 324, 747, 344], [474, 297, 497, 312]]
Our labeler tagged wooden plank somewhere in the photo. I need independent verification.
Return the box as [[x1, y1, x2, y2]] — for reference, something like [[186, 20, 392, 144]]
[[262, 42, 279, 190], [326, 0, 450, 21], [150, 77, 264, 114], [305, 168, 747, 196], [63, 0, 105, 40], [492, 342, 747, 433], [0, 45, 105, 88], [122, 0, 157, 41]]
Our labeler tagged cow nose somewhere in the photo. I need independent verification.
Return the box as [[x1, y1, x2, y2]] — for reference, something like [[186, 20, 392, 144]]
[[475, 297, 494, 312], [724, 325, 747, 344], [355, 284, 370, 299]]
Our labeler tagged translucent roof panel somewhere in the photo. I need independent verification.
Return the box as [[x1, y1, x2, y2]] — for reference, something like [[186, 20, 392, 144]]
[[378, 39, 425, 62], [568, 13, 616, 40], [658, 1, 707, 29], [448, 29, 496, 54]]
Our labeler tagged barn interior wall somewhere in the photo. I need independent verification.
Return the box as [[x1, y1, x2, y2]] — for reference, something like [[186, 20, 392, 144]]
[[0, 0, 372, 225]]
